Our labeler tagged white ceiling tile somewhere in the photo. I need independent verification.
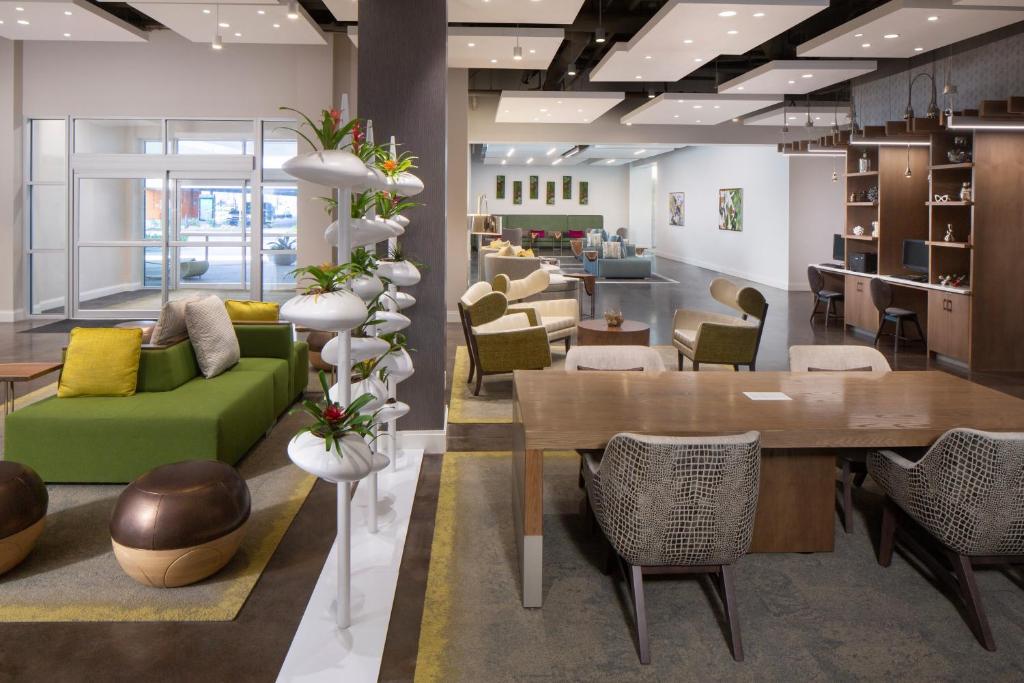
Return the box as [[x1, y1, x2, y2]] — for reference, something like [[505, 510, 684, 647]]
[[0, 0, 147, 41], [348, 26, 564, 70], [496, 91, 625, 124], [718, 60, 877, 95], [621, 93, 781, 126], [590, 0, 828, 82], [129, 2, 325, 45], [797, 0, 1024, 58], [325, 0, 585, 24]]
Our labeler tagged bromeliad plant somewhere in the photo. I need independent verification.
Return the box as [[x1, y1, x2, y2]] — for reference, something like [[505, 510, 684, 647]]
[[295, 371, 378, 454], [278, 107, 360, 152], [291, 262, 351, 295], [349, 247, 379, 277], [375, 146, 417, 178], [374, 192, 418, 220]]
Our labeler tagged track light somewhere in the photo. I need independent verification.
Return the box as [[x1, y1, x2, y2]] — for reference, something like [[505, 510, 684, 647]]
[[287, 0, 299, 20]]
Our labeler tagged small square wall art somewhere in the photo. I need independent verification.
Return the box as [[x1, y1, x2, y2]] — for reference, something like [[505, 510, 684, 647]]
[[719, 188, 743, 232], [529, 175, 539, 200], [513, 180, 523, 205], [669, 192, 685, 226], [546, 181, 556, 205], [562, 175, 572, 200], [496, 175, 506, 200], [579, 181, 589, 205]]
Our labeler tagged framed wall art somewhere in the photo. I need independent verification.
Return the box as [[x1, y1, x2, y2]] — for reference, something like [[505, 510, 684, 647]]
[[513, 180, 523, 205], [496, 175, 506, 200], [719, 188, 743, 232], [669, 192, 685, 226], [579, 181, 589, 205]]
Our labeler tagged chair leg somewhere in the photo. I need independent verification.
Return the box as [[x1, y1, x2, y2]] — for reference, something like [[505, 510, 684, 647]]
[[894, 317, 902, 353], [949, 553, 997, 651], [853, 471, 868, 487], [825, 298, 833, 326], [473, 372, 483, 397], [466, 356, 475, 384], [878, 499, 897, 567], [809, 297, 821, 323], [678, 352, 684, 371], [602, 537, 614, 576], [841, 459, 854, 534], [564, 336, 571, 353], [627, 564, 651, 665], [718, 565, 744, 662], [913, 316, 926, 344], [872, 319, 884, 348], [693, 361, 700, 372]]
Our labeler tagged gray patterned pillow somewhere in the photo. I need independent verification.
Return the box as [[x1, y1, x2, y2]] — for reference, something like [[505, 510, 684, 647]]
[[150, 295, 201, 346], [185, 295, 240, 378], [602, 241, 623, 259]]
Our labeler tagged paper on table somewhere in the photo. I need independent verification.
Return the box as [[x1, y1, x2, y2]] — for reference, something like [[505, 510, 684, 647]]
[[743, 392, 792, 401]]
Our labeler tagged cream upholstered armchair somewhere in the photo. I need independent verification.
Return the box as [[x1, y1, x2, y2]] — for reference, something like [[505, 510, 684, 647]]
[[457, 282, 552, 396], [672, 278, 768, 371], [564, 346, 665, 372], [493, 271, 578, 352], [869, 429, 1024, 651]]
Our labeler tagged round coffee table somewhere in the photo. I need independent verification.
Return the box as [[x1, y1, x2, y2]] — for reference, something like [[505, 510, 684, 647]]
[[577, 319, 650, 346]]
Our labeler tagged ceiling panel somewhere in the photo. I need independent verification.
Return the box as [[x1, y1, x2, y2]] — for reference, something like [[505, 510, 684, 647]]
[[718, 59, 877, 94], [797, 0, 1024, 58], [0, 0, 147, 41], [348, 26, 564, 70], [483, 143, 585, 166], [495, 91, 625, 124], [325, 0, 585, 24], [130, 2, 325, 44], [621, 93, 781, 126], [743, 103, 851, 126], [590, 0, 828, 82]]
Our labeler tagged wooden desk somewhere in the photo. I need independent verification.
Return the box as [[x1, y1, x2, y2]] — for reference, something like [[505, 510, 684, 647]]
[[511, 369, 1024, 607]]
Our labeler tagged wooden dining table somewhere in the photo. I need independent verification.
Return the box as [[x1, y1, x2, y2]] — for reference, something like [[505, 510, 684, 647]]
[[511, 369, 1024, 607]]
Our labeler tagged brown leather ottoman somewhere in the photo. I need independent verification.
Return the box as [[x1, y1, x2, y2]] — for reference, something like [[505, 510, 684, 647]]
[[110, 460, 250, 588], [306, 330, 335, 373], [0, 461, 48, 575]]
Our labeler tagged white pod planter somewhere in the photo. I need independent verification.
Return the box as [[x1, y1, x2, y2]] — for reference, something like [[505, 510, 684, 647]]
[[391, 292, 416, 311], [282, 151, 382, 192], [325, 218, 404, 248], [331, 376, 388, 411], [382, 172, 424, 197], [376, 260, 421, 287], [288, 431, 375, 483], [351, 273, 385, 302], [369, 449, 391, 472], [280, 291, 367, 332], [379, 348, 414, 382], [372, 311, 411, 334], [346, 336, 391, 363], [392, 214, 410, 229], [375, 400, 410, 424]]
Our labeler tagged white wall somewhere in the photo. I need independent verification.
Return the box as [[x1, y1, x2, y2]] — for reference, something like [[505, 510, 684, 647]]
[[788, 155, 846, 290], [470, 162, 629, 230], [654, 145, 792, 290], [628, 163, 656, 247], [0, 39, 23, 322]]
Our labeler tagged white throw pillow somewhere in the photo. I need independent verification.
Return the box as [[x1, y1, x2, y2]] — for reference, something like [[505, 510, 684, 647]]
[[185, 295, 240, 378], [603, 241, 623, 259], [586, 232, 603, 248], [150, 295, 201, 346]]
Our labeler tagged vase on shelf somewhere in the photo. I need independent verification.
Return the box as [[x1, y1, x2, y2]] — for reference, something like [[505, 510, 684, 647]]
[[858, 151, 871, 173]]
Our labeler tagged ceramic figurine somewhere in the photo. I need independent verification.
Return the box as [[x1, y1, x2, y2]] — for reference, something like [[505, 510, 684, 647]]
[[960, 182, 972, 203], [852, 225, 865, 236], [858, 150, 871, 173], [871, 221, 880, 237], [945, 224, 955, 242]]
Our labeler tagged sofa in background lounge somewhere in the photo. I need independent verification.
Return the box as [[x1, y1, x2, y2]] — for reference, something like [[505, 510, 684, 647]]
[[4, 323, 309, 483], [579, 230, 653, 279]]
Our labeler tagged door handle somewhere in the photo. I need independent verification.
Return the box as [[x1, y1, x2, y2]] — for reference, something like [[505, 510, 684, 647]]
[[856, 282, 863, 292]]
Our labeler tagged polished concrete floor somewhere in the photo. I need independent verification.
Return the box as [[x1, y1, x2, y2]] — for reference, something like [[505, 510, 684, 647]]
[[1, 257, 1023, 681]]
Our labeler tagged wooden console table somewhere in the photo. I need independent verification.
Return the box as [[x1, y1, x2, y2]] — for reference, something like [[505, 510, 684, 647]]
[[511, 369, 1024, 607]]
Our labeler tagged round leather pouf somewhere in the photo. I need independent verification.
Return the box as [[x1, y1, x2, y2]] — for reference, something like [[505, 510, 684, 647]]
[[110, 460, 251, 588], [0, 461, 48, 576], [306, 330, 335, 373]]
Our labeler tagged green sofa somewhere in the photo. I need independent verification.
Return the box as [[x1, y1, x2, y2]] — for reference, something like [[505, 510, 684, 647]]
[[498, 214, 604, 250], [4, 324, 309, 484]]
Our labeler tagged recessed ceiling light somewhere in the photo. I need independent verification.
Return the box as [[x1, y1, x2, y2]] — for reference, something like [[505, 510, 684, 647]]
[[673, 114, 680, 118], [914, 46, 923, 52], [234, 32, 242, 37], [693, 105, 702, 109], [644, 55, 652, 60], [683, 38, 693, 44], [753, 12, 765, 18], [625, 122, 632, 126], [552, 158, 563, 165], [63, 10, 72, 16], [63, 32, 71, 37], [815, 116, 821, 120], [557, 100, 563, 104], [606, 159, 615, 164], [16, 19, 28, 25], [635, 75, 642, 79], [526, 157, 534, 164], [506, 148, 515, 157], [15, 6, 24, 11], [540, 108, 548, 112], [273, 23, 280, 28], [927, 15, 939, 21], [203, 8, 211, 13], [788, 80, 795, 84], [546, 147, 557, 156], [257, 9, 265, 14], [0, 20, 5, 24], [802, 73, 813, 78], [696, 119, 702, 123], [713, 105, 720, 109], [500, 160, 506, 165], [727, 30, 738, 35], [634, 149, 646, 155], [861, 43, 871, 48], [577, 108, 583, 113], [529, 49, 536, 54], [582, 118, 589, 122], [884, 33, 899, 39], [467, 42, 475, 47], [737, 86, 745, 90], [718, 10, 737, 17], [218, 22, 229, 28], [490, 58, 498, 63], [694, 58, 703, 62], [854, 33, 863, 37]]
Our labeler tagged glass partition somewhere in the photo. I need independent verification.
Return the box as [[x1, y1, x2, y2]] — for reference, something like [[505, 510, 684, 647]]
[[74, 119, 162, 154]]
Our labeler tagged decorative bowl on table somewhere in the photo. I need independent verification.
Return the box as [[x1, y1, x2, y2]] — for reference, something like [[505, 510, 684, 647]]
[[635, 247, 647, 257], [603, 310, 624, 327]]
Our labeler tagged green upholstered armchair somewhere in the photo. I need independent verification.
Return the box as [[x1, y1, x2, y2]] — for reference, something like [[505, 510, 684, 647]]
[[672, 278, 768, 371], [457, 283, 551, 396]]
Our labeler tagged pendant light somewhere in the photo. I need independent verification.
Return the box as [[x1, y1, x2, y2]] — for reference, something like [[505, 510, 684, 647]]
[[513, 25, 523, 61], [804, 95, 814, 144], [287, 0, 299, 20], [211, 5, 223, 50], [567, 62, 578, 77], [832, 93, 841, 137], [943, 46, 958, 118], [594, 0, 606, 42], [904, 144, 913, 178]]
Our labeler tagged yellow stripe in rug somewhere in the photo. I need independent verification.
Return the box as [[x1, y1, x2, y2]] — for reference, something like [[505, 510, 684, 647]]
[[447, 347, 513, 425]]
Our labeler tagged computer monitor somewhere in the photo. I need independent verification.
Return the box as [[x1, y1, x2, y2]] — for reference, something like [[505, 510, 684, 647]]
[[902, 239, 929, 274], [832, 234, 845, 262]]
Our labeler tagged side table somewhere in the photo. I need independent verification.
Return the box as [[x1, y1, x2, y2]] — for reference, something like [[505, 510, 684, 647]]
[[576, 320, 650, 346], [0, 362, 63, 415], [563, 273, 597, 319]]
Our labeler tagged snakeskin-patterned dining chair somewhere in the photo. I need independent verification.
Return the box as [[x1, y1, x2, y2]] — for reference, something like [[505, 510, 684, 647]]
[[869, 429, 1024, 651], [583, 431, 761, 663]]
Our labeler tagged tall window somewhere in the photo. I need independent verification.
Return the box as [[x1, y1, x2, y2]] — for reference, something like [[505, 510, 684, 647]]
[[27, 119, 67, 315]]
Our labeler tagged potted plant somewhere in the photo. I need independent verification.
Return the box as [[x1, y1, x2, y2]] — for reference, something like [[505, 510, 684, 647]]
[[348, 247, 384, 302], [376, 241, 422, 287], [378, 331, 415, 382], [280, 262, 367, 332], [288, 371, 387, 482], [278, 108, 384, 191], [336, 358, 389, 412], [374, 145, 424, 197], [320, 193, 404, 248], [375, 192, 418, 230], [267, 236, 296, 266]]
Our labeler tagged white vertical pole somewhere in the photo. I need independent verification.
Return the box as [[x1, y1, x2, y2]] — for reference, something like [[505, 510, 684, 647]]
[[364, 119, 380, 535], [387, 135, 400, 472]]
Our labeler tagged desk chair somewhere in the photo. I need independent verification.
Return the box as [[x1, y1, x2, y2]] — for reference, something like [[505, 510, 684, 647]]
[[583, 432, 761, 663], [789, 345, 891, 533], [807, 266, 844, 325], [870, 278, 924, 351]]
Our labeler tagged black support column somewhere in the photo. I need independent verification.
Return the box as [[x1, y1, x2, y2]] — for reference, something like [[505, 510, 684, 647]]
[[358, 0, 448, 432]]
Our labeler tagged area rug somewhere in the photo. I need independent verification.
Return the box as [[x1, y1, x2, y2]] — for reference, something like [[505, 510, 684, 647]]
[[414, 452, 1024, 681], [448, 346, 733, 425], [0, 410, 315, 622]]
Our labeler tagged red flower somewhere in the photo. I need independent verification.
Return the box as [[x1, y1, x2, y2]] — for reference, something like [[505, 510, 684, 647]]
[[327, 108, 341, 132], [323, 404, 345, 423]]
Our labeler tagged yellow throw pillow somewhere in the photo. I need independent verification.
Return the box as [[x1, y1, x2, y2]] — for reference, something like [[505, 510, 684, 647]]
[[58, 327, 143, 398], [488, 239, 509, 249], [518, 249, 535, 258], [225, 299, 280, 322]]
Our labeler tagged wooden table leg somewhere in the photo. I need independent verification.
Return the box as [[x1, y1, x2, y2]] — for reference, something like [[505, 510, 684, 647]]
[[749, 449, 835, 553], [511, 400, 544, 607]]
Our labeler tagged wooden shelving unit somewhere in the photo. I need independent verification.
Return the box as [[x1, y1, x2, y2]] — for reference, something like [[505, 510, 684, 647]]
[[926, 241, 972, 249]]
